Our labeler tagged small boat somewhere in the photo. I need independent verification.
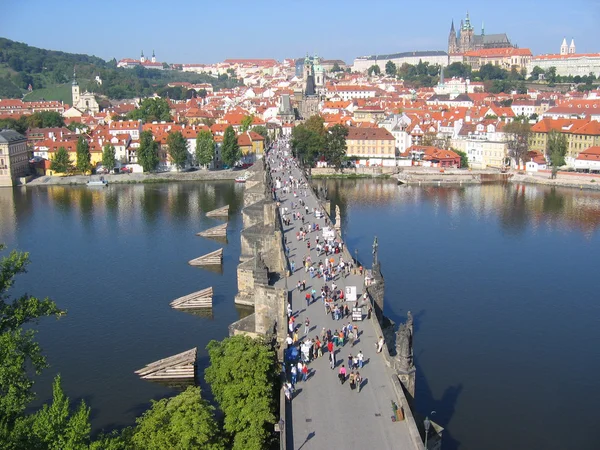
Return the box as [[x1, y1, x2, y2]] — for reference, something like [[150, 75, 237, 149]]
[[235, 171, 249, 183], [87, 176, 108, 187]]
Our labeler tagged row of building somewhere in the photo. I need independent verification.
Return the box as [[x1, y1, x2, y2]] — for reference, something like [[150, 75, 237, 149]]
[[4, 43, 600, 186]]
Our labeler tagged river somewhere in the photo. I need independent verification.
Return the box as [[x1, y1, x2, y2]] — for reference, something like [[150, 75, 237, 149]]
[[1, 180, 598, 449]]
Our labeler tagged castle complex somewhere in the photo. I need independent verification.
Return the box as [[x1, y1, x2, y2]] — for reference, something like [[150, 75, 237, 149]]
[[448, 12, 512, 54]]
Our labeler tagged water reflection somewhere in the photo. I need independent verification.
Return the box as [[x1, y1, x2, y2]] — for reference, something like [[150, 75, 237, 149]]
[[0, 181, 246, 434], [316, 179, 600, 238]]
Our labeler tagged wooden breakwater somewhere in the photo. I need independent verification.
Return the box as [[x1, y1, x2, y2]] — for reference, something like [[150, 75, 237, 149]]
[[170, 287, 213, 309], [135, 348, 197, 381], [188, 248, 223, 266]]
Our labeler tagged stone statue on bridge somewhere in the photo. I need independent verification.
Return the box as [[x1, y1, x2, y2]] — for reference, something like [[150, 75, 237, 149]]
[[372, 236, 378, 267], [395, 311, 414, 372]]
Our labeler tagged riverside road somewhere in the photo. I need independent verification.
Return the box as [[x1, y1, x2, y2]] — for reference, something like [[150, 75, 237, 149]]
[[268, 141, 418, 450]]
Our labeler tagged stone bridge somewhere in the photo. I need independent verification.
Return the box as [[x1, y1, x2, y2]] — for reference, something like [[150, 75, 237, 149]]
[[229, 144, 443, 449]]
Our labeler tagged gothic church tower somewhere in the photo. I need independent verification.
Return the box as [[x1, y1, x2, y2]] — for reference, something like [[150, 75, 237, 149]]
[[448, 20, 458, 54]]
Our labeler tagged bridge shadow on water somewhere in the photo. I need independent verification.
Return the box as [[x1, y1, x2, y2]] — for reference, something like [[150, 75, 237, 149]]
[[415, 355, 463, 450], [388, 309, 463, 449]]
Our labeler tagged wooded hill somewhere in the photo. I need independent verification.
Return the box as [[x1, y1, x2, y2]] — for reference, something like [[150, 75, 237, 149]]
[[0, 37, 242, 100]]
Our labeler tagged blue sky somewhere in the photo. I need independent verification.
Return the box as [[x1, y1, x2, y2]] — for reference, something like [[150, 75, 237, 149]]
[[1, 0, 599, 64]]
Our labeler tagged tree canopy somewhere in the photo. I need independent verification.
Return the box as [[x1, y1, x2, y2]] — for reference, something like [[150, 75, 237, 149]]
[[75, 136, 92, 174], [166, 131, 188, 170], [0, 38, 242, 99], [195, 130, 215, 168], [0, 244, 69, 445], [240, 115, 254, 133], [130, 387, 225, 450], [323, 124, 348, 170], [546, 130, 568, 179], [367, 65, 381, 76], [221, 126, 241, 167], [128, 98, 172, 123], [102, 143, 116, 172], [290, 123, 324, 167], [50, 146, 72, 174], [385, 61, 396, 77], [205, 335, 277, 450], [26, 111, 65, 129], [504, 120, 531, 167], [137, 130, 159, 172]]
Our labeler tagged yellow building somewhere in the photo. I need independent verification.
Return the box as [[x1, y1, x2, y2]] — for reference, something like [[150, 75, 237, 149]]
[[346, 127, 396, 166], [237, 131, 265, 163], [353, 107, 386, 123], [530, 118, 600, 166]]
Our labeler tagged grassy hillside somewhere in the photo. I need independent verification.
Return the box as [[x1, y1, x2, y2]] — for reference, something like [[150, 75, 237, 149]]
[[23, 83, 73, 104], [0, 37, 243, 100]]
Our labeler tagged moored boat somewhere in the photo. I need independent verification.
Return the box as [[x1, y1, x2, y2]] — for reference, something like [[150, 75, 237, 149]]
[[87, 176, 108, 187]]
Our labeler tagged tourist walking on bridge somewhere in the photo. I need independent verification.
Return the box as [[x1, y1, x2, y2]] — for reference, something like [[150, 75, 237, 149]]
[[338, 365, 347, 384]]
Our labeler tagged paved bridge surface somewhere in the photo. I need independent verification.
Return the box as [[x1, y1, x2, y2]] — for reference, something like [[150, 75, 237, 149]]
[[268, 143, 419, 450]]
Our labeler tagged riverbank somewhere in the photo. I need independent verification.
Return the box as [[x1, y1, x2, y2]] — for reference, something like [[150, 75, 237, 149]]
[[24, 169, 240, 186], [511, 171, 600, 191]]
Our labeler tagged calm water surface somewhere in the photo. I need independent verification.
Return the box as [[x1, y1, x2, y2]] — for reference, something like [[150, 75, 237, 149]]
[[1, 180, 599, 449], [0, 182, 246, 432], [318, 179, 600, 450]]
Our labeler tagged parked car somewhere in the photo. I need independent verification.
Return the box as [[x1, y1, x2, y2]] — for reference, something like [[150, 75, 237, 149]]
[[96, 167, 109, 174], [120, 167, 132, 174]]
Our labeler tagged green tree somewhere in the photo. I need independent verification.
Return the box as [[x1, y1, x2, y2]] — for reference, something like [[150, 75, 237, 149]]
[[504, 120, 531, 168], [10, 375, 91, 450], [304, 115, 325, 137], [137, 130, 160, 172], [75, 136, 92, 174], [546, 66, 557, 84], [195, 130, 215, 168], [0, 245, 64, 427], [385, 60, 396, 77], [128, 98, 172, 123], [198, 88, 207, 98], [240, 115, 254, 133], [331, 62, 342, 72], [166, 131, 188, 170], [205, 335, 277, 450], [50, 146, 72, 174], [221, 126, 241, 168], [102, 143, 116, 172], [290, 124, 323, 168], [367, 64, 381, 76], [546, 130, 568, 179], [66, 122, 88, 133], [0, 117, 28, 135], [26, 111, 65, 129], [323, 124, 348, 171], [129, 387, 225, 450], [452, 148, 469, 168]]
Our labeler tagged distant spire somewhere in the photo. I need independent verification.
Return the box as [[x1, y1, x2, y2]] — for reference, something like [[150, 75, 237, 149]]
[[481, 21, 485, 36], [450, 20, 455, 33], [152, 49, 155, 57]]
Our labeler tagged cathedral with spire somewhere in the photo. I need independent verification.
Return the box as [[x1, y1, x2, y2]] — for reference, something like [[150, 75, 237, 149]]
[[448, 12, 512, 54]]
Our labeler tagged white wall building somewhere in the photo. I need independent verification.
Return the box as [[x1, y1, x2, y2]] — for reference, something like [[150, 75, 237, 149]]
[[353, 51, 449, 73], [527, 39, 600, 77]]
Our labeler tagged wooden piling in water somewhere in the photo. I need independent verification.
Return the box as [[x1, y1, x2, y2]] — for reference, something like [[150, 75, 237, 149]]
[[196, 222, 227, 239], [170, 287, 213, 309], [135, 348, 197, 381], [206, 205, 229, 217], [188, 248, 223, 266]]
